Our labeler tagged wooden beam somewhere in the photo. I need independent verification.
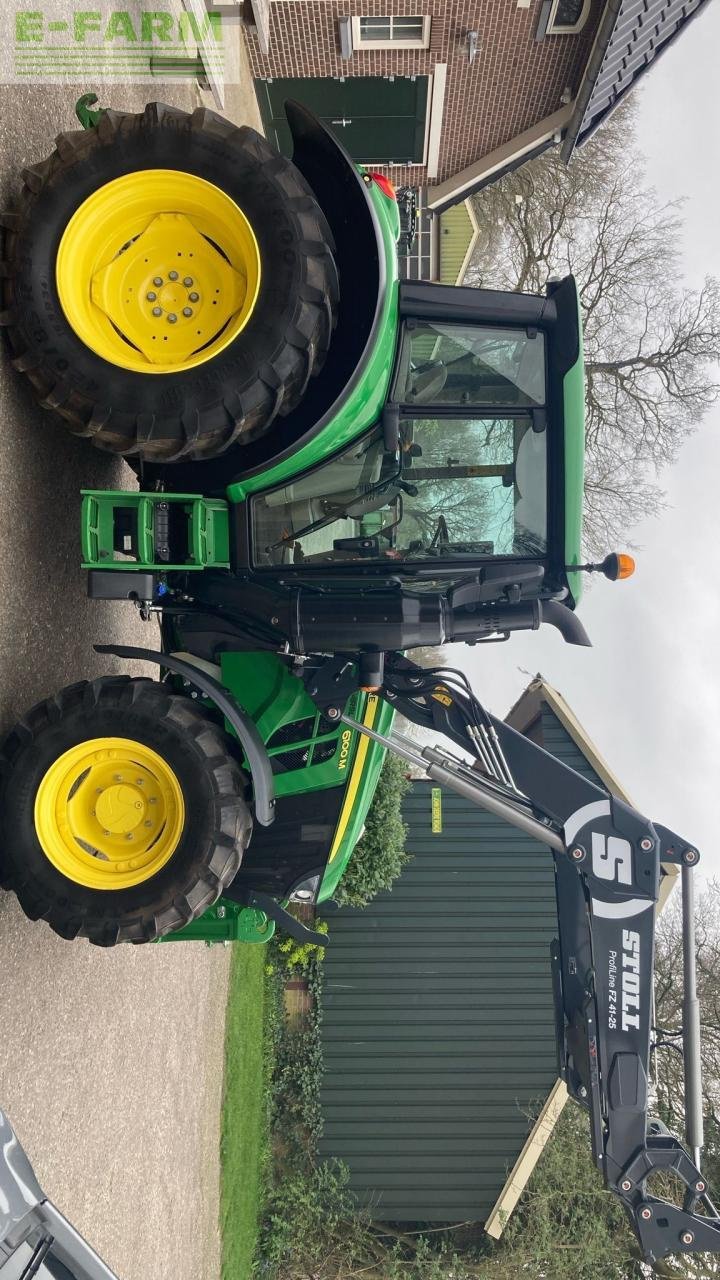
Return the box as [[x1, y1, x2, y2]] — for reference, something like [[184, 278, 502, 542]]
[[485, 1079, 568, 1238]]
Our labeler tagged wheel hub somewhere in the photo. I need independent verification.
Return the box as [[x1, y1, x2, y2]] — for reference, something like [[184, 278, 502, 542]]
[[95, 783, 146, 836], [90, 212, 245, 366], [56, 170, 261, 374], [34, 738, 185, 890]]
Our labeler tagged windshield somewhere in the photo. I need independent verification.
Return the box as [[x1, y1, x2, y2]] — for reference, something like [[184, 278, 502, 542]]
[[395, 322, 546, 409], [251, 416, 547, 567]]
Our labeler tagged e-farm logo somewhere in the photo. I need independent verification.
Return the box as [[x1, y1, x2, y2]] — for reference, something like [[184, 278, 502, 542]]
[[9, 4, 225, 83]]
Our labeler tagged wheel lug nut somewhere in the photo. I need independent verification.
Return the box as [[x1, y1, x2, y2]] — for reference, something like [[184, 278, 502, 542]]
[[147, 291, 157, 302], [188, 291, 199, 303], [168, 270, 179, 281], [153, 276, 163, 287], [152, 306, 163, 317], [114, 775, 123, 782], [148, 797, 157, 805], [183, 276, 193, 287], [167, 313, 177, 324], [144, 820, 153, 828], [125, 833, 134, 841], [182, 307, 193, 318]]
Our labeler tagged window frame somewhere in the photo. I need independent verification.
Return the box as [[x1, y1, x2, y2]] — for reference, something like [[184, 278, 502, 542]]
[[546, 0, 591, 35], [391, 318, 549, 415], [351, 14, 432, 50]]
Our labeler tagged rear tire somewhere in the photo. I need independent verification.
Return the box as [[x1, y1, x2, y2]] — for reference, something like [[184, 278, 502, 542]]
[[0, 103, 339, 462], [0, 676, 252, 945]]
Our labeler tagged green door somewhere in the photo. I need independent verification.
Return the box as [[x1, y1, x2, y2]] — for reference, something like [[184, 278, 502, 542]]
[[255, 77, 429, 164]]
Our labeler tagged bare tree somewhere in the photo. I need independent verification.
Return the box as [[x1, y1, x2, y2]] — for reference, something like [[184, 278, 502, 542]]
[[466, 107, 720, 553], [648, 881, 720, 1277], [654, 881, 720, 1144]]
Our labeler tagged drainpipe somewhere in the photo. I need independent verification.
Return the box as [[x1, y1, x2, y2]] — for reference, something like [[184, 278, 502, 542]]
[[560, 0, 623, 162]]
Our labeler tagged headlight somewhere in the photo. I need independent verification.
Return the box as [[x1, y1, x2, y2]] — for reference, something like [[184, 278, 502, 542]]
[[288, 873, 321, 904]]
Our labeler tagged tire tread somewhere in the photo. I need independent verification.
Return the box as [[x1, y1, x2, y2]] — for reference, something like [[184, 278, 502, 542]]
[[1, 103, 339, 462], [0, 677, 251, 946]]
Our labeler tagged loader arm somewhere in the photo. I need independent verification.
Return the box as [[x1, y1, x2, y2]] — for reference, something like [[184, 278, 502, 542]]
[[303, 651, 719, 1264]]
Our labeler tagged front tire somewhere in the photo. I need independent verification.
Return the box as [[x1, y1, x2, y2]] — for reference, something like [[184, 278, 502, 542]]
[[0, 677, 252, 945], [0, 102, 339, 462]]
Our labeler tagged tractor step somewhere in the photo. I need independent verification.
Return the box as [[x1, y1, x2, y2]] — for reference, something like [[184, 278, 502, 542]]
[[81, 490, 230, 571]]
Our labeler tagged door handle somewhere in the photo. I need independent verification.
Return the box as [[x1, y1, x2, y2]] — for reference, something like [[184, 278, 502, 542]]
[[331, 117, 351, 126]]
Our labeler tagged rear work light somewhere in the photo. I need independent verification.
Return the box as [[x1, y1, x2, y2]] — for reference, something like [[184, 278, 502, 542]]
[[368, 172, 396, 200]]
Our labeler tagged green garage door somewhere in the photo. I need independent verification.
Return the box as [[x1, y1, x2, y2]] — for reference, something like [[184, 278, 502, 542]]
[[255, 76, 429, 164]]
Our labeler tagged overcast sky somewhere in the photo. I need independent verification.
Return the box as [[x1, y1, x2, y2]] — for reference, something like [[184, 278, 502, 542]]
[[459, 1, 720, 875]]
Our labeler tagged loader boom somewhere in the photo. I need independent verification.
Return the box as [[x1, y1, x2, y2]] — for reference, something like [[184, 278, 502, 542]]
[[302, 650, 718, 1264]]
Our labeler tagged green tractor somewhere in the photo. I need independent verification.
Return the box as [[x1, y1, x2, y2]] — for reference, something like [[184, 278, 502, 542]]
[[0, 94, 597, 948], [7, 98, 720, 1265]]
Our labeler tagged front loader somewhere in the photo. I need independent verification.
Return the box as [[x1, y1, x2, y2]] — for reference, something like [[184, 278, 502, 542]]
[[0, 96, 716, 1261]]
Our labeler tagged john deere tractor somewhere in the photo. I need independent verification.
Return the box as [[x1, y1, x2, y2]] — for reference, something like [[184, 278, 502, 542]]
[[0, 93, 592, 946], [2, 99, 717, 1263]]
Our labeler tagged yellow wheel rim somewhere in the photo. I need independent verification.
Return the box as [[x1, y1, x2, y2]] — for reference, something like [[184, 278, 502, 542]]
[[34, 738, 186, 890], [56, 170, 261, 374]]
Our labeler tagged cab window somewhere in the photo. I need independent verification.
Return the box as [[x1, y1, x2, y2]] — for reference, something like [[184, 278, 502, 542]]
[[395, 322, 546, 409], [251, 415, 547, 567]]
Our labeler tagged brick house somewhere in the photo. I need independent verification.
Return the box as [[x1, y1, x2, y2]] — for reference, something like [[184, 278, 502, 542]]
[[242, 0, 711, 214]]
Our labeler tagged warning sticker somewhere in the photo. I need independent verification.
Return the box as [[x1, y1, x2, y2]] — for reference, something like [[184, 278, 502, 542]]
[[431, 787, 443, 833]]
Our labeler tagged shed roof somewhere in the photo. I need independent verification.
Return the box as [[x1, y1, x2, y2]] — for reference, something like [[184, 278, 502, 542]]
[[319, 786, 561, 1224]]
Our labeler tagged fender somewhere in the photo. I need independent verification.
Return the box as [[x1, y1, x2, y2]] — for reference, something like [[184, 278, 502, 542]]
[[93, 644, 275, 827]]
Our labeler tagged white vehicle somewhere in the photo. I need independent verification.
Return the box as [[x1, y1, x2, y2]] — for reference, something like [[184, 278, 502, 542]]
[[0, 1111, 119, 1280]]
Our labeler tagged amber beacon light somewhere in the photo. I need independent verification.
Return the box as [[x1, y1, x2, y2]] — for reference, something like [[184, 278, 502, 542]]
[[570, 552, 636, 581]]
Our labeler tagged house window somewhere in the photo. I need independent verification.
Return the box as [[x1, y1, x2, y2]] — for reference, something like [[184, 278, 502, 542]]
[[547, 0, 591, 34], [351, 15, 431, 49]]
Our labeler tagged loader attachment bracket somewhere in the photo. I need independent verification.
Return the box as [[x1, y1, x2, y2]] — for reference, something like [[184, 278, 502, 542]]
[[223, 886, 329, 947]]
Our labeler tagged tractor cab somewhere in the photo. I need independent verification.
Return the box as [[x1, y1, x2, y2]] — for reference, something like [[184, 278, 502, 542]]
[[247, 273, 584, 616], [81, 272, 587, 654]]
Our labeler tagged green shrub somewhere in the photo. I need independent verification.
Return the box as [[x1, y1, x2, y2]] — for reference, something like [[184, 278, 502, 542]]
[[266, 951, 325, 1151], [275, 920, 328, 973], [336, 754, 412, 907], [258, 1158, 478, 1280], [495, 1104, 644, 1280]]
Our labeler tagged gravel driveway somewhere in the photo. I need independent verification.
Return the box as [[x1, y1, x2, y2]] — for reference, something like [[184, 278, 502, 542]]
[[0, 63, 261, 1280]]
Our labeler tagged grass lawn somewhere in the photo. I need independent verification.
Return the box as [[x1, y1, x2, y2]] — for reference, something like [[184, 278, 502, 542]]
[[220, 943, 269, 1279]]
